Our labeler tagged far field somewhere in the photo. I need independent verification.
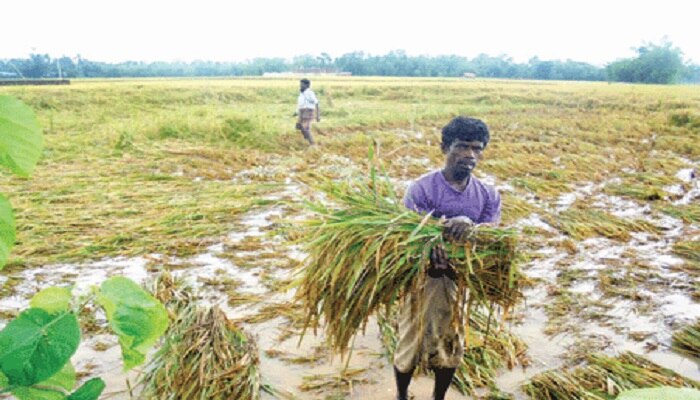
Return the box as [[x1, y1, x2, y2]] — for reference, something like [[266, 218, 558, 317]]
[[0, 77, 698, 399]]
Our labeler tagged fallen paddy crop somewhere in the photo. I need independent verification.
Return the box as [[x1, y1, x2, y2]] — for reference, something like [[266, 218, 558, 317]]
[[140, 304, 262, 400], [672, 319, 700, 361], [523, 351, 700, 399], [2, 77, 700, 399], [545, 204, 659, 241]]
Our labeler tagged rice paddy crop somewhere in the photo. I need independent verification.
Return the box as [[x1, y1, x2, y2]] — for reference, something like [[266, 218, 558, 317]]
[[523, 352, 700, 399], [1, 77, 700, 398], [140, 304, 262, 400], [672, 319, 700, 360], [293, 166, 522, 356]]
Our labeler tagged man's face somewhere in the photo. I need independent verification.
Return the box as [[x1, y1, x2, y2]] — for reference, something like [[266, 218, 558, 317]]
[[300, 82, 309, 92], [442, 139, 484, 178]]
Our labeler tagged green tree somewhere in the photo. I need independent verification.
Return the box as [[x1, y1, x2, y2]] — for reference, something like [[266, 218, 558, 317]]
[[607, 40, 685, 84]]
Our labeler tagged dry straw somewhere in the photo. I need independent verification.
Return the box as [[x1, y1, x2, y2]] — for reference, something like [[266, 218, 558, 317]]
[[294, 153, 522, 356]]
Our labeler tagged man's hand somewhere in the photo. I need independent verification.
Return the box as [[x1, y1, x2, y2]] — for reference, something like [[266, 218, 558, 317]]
[[292, 112, 298, 117], [444, 216, 474, 243], [428, 243, 456, 279]]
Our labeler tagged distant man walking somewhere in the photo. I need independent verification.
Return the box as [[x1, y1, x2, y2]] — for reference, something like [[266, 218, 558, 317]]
[[296, 78, 320, 145]]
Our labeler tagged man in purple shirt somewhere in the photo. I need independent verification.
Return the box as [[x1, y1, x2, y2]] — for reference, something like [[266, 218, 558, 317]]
[[393, 116, 501, 400]]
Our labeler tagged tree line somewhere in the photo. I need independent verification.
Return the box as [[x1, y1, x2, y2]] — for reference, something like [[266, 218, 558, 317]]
[[2, 41, 698, 84]]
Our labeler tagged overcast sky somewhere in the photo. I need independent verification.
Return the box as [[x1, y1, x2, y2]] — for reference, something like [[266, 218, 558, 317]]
[[4, 0, 699, 65]]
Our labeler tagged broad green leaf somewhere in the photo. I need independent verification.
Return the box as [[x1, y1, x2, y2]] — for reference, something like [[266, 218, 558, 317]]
[[12, 386, 65, 400], [0, 194, 15, 270], [0, 370, 7, 387], [42, 362, 76, 391], [0, 95, 44, 177], [67, 378, 105, 400], [0, 308, 80, 386], [97, 277, 168, 370], [616, 387, 700, 400], [30, 287, 72, 315]]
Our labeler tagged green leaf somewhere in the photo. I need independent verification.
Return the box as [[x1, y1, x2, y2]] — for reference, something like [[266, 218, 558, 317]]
[[0, 308, 80, 386], [0, 194, 16, 270], [0, 95, 43, 177], [11, 386, 65, 400], [616, 387, 700, 400], [30, 287, 72, 315], [97, 277, 168, 370], [67, 378, 105, 400], [42, 362, 76, 391], [0, 370, 8, 387]]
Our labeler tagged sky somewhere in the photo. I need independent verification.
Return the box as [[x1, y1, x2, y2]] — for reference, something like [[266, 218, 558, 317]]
[[3, 0, 699, 66]]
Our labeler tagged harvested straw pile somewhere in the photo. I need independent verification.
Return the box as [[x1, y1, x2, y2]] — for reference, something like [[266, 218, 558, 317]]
[[141, 275, 261, 400], [294, 170, 522, 354], [378, 307, 527, 395], [523, 351, 700, 399], [673, 319, 700, 360]]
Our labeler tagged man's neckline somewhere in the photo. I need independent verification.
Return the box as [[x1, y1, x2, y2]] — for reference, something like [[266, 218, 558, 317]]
[[439, 170, 472, 193]]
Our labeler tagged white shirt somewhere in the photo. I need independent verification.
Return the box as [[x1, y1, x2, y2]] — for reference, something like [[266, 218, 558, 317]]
[[297, 89, 319, 111]]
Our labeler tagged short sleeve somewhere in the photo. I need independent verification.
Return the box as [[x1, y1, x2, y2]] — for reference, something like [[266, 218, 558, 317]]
[[403, 182, 431, 214], [479, 187, 501, 224], [308, 91, 319, 105]]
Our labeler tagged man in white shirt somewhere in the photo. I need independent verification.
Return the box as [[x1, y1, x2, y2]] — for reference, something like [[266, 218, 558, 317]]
[[296, 78, 320, 145]]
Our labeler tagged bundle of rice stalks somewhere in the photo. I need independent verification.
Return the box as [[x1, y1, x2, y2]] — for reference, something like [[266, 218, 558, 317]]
[[523, 351, 700, 399], [672, 319, 700, 360], [377, 306, 527, 396], [294, 168, 522, 355], [140, 304, 261, 400]]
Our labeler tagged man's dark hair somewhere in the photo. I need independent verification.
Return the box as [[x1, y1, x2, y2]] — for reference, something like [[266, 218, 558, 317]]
[[300, 78, 311, 85], [441, 116, 490, 149]]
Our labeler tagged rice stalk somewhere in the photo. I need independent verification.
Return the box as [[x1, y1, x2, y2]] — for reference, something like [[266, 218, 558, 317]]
[[523, 351, 700, 400], [672, 319, 700, 360], [294, 170, 522, 355], [140, 304, 261, 400]]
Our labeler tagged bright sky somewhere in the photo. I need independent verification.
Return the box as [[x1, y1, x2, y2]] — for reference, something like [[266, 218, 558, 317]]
[[3, 0, 699, 65]]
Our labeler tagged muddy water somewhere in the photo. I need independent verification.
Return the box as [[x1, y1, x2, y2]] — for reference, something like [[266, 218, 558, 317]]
[[1, 164, 699, 399]]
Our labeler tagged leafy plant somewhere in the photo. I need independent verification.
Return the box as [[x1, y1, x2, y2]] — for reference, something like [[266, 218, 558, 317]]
[[0, 95, 43, 269], [0, 279, 168, 399]]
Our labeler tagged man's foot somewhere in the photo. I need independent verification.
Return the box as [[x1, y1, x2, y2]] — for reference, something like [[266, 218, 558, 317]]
[[394, 365, 414, 400], [432, 367, 456, 400]]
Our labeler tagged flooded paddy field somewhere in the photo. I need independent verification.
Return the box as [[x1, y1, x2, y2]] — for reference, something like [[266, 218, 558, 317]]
[[1, 77, 698, 399]]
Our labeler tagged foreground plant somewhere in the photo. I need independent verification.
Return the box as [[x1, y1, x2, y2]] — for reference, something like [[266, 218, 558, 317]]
[[0, 278, 168, 399]]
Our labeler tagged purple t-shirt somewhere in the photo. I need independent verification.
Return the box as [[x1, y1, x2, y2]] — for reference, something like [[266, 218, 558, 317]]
[[403, 170, 501, 223]]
